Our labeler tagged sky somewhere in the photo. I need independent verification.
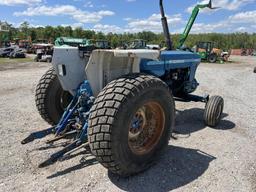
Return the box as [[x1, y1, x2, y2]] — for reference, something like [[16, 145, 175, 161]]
[[0, 0, 256, 34]]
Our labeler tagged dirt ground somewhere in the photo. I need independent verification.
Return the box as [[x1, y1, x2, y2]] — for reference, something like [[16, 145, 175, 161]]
[[0, 56, 255, 192]]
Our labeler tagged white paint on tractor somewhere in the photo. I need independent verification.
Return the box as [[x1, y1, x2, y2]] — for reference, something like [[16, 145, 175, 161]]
[[85, 49, 159, 96]]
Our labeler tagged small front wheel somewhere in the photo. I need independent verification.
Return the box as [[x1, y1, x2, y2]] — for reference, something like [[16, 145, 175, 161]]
[[204, 96, 224, 127]]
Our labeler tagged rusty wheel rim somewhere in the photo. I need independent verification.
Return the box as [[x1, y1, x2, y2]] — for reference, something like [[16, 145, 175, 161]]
[[128, 101, 165, 155]]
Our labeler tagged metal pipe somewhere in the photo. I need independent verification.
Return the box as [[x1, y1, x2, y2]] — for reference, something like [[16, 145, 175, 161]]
[[159, 0, 173, 50]]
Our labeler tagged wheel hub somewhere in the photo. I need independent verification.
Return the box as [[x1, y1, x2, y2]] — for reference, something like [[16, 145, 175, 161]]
[[128, 101, 165, 155], [129, 108, 146, 139]]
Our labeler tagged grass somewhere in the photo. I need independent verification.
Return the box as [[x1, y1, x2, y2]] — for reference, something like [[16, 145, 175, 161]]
[[0, 57, 34, 64]]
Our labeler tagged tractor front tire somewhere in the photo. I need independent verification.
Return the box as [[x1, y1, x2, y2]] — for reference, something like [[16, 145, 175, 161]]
[[204, 96, 224, 127], [35, 68, 72, 125], [88, 74, 175, 176]]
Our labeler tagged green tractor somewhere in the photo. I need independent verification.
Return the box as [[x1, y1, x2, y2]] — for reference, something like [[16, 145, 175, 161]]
[[196, 41, 218, 63], [195, 41, 229, 63], [55, 37, 92, 47]]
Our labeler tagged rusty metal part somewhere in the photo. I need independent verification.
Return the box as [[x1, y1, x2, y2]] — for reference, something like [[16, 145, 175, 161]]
[[128, 101, 165, 155], [46, 130, 77, 144]]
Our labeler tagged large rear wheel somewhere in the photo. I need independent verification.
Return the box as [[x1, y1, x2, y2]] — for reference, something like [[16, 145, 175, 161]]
[[88, 74, 175, 176], [35, 68, 72, 125]]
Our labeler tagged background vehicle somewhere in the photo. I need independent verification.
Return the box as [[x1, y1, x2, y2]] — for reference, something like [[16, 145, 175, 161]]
[[195, 41, 229, 63], [95, 40, 111, 49], [18, 40, 31, 49], [127, 39, 147, 49], [0, 47, 15, 57], [9, 49, 26, 58], [55, 37, 91, 47], [34, 45, 53, 62], [147, 44, 160, 50]]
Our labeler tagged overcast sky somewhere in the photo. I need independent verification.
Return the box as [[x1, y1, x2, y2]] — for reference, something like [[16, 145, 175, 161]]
[[0, 0, 256, 33]]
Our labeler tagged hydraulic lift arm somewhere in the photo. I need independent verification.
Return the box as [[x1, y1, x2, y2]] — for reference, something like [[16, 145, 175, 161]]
[[177, 0, 217, 49]]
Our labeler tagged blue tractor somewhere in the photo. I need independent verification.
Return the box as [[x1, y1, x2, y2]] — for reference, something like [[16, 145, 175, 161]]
[[23, 0, 224, 176]]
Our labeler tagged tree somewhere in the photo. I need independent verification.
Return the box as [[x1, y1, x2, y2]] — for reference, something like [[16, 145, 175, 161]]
[[19, 21, 30, 39], [74, 27, 83, 38], [30, 29, 37, 41], [1, 22, 255, 50], [43, 26, 55, 40], [64, 26, 73, 37]]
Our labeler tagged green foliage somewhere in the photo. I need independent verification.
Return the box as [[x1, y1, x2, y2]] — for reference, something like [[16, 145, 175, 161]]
[[1, 21, 256, 50]]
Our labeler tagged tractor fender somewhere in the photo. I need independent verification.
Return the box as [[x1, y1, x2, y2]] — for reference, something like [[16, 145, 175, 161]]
[[51, 46, 89, 95]]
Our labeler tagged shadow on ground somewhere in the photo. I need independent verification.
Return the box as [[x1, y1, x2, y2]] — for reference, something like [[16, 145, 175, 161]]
[[46, 151, 98, 179], [108, 145, 216, 192], [175, 108, 235, 135], [46, 108, 235, 190]]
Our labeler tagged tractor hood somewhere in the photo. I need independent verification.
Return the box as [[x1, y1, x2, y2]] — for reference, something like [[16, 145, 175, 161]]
[[160, 50, 201, 61], [140, 50, 201, 78]]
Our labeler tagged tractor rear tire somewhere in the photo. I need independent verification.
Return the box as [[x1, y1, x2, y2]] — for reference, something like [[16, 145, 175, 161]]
[[88, 74, 175, 176], [208, 53, 217, 63], [204, 96, 224, 127], [35, 68, 72, 125]]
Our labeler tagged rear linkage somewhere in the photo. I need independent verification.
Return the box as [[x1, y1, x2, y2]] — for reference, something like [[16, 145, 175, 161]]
[[21, 80, 94, 168]]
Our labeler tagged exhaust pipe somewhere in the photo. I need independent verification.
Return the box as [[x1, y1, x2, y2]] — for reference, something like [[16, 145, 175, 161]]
[[159, 0, 173, 50]]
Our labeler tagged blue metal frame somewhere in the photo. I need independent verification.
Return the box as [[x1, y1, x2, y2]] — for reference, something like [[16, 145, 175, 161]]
[[54, 80, 93, 136], [22, 80, 94, 167]]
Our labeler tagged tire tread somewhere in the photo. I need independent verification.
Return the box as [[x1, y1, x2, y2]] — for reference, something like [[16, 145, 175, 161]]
[[204, 96, 224, 127], [35, 67, 57, 125], [88, 74, 173, 176]]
